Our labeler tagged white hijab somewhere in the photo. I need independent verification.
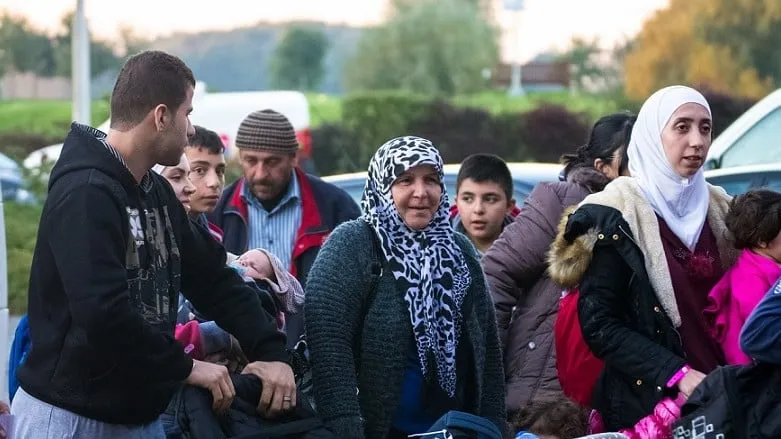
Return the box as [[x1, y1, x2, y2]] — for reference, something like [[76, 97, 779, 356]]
[[152, 154, 187, 175], [627, 85, 711, 250]]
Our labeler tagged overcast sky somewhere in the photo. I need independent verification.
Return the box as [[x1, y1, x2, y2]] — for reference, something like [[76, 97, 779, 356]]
[[0, 0, 669, 61]]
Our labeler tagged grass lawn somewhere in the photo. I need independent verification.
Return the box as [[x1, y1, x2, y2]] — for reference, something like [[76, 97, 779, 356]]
[[0, 100, 110, 138]]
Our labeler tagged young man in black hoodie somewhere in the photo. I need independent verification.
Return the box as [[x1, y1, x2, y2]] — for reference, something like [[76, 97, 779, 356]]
[[11, 51, 295, 438]]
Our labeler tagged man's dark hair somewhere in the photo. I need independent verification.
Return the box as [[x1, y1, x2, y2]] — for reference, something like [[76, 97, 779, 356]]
[[188, 125, 225, 155], [110, 50, 195, 129], [456, 154, 513, 201], [726, 189, 781, 249], [511, 397, 588, 438], [561, 112, 636, 179]]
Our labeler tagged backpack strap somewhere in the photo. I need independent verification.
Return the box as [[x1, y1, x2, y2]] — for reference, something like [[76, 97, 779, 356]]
[[353, 221, 384, 369], [362, 220, 384, 312]]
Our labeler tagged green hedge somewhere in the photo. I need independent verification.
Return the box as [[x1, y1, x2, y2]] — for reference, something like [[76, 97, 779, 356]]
[[341, 91, 432, 168], [6, 202, 42, 315], [316, 92, 598, 173]]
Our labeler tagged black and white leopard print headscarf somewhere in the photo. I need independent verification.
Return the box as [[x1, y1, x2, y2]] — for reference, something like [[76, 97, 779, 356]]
[[361, 136, 471, 398]]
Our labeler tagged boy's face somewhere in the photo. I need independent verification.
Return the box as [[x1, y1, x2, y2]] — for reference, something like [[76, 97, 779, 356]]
[[456, 178, 515, 243], [185, 146, 226, 215]]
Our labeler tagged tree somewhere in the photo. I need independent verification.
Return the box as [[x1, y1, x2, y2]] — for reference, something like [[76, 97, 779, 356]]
[[117, 25, 150, 57], [697, 0, 781, 87], [345, 0, 499, 96], [51, 12, 121, 78], [269, 25, 329, 91], [599, 37, 636, 94], [0, 13, 56, 76], [557, 37, 603, 92], [390, 0, 494, 17], [623, 0, 778, 101]]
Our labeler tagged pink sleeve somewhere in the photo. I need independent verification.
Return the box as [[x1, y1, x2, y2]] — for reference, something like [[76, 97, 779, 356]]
[[703, 273, 730, 342], [175, 321, 205, 360], [734, 271, 773, 322], [619, 396, 683, 439]]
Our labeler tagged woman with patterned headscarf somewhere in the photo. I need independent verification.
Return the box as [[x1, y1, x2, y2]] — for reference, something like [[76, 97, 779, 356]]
[[304, 136, 505, 438]]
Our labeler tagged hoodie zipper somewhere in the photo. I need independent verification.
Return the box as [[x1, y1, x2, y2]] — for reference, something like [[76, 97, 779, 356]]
[[618, 224, 686, 357]]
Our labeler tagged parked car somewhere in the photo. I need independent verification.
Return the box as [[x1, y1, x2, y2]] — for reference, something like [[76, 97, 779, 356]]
[[705, 88, 781, 170], [0, 153, 34, 203], [322, 162, 564, 205], [23, 82, 316, 174], [704, 164, 781, 196]]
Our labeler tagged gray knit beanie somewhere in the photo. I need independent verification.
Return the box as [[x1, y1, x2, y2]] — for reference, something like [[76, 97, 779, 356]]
[[235, 109, 299, 153]]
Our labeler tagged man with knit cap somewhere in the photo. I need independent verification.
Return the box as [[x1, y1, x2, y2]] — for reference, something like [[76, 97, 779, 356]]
[[211, 109, 360, 347]]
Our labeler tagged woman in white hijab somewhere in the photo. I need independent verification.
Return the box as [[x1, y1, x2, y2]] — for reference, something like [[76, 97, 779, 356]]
[[548, 86, 738, 430], [152, 154, 196, 213]]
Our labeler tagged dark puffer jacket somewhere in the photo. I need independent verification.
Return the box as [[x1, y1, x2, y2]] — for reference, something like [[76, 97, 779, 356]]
[[482, 167, 608, 413], [547, 177, 735, 430]]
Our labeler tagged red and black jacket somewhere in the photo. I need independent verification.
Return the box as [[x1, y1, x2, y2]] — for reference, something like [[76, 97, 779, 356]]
[[210, 168, 360, 283]]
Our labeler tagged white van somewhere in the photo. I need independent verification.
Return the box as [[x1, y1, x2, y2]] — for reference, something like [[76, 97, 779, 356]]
[[705, 88, 781, 169], [24, 83, 314, 172]]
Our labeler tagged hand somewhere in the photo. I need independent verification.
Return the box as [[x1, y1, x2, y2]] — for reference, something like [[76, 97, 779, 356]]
[[678, 368, 706, 399], [186, 360, 236, 413], [242, 361, 296, 418], [0, 400, 8, 414]]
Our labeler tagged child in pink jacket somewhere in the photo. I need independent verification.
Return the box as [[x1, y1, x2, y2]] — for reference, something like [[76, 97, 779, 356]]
[[704, 189, 781, 365]]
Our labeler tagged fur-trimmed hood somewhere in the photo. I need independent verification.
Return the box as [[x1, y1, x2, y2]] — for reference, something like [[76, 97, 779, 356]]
[[547, 177, 737, 327], [547, 204, 597, 289]]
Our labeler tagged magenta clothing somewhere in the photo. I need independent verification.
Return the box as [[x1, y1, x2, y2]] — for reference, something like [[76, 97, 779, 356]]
[[175, 321, 204, 360], [704, 248, 781, 365], [589, 394, 685, 438], [658, 218, 725, 373]]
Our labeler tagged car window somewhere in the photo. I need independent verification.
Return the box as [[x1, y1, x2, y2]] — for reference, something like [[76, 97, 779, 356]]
[[339, 182, 365, 204], [706, 175, 755, 196], [720, 108, 781, 168], [758, 173, 781, 193]]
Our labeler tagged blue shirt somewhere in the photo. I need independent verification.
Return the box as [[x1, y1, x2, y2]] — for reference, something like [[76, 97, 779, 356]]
[[740, 277, 781, 364], [392, 351, 443, 434], [241, 172, 302, 269]]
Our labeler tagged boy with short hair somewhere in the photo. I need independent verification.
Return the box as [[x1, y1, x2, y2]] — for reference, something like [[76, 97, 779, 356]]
[[452, 153, 518, 255], [185, 125, 227, 241]]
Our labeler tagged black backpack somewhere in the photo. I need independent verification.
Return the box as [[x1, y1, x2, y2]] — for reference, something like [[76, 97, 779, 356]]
[[289, 221, 384, 413], [673, 363, 781, 439]]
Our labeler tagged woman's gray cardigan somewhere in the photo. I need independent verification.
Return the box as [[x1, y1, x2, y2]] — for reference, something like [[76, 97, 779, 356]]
[[304, 219, 506, 438]]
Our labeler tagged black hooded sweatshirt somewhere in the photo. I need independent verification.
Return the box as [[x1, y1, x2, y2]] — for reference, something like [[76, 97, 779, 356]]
[[17, 123, 288, 425]]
